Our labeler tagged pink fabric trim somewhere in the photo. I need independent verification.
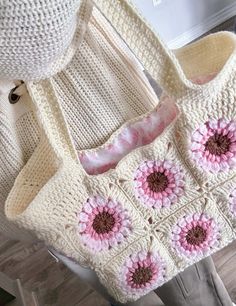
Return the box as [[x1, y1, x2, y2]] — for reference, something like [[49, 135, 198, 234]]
[[78, 73, 217, 175], [190, 73, 217, 85], [79, 96, 177, 175]]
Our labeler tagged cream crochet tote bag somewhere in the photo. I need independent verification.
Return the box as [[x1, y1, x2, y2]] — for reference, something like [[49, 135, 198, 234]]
[[5, 0, 236, 303]]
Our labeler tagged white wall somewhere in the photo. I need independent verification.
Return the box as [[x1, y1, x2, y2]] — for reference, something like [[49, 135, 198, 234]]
[[131, 0, 236, 48]]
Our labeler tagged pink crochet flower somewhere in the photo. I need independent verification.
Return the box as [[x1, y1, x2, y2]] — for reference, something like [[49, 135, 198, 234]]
[[134, 160, 185, 209], [121, 251, 166, 294], [191, 119, 236, 173], [171, 213, 220, 257], [77, 196, 132, 251], [229, 189, 236, 217]]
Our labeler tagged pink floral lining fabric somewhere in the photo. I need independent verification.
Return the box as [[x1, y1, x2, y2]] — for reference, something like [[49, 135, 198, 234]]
[[78, 74, 217, 176], [75, 73, 232, 296], [190, 72, 217, 85], [79, 95, 177, 175]]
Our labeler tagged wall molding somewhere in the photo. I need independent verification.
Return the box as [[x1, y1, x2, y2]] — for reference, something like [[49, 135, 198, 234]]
[[168, 2, 236, 49]]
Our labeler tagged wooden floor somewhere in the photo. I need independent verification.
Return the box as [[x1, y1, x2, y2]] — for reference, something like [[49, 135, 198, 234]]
[[1, 16, 236, 306], [0, 233, 236, 306], [0, 235, 109, 306]]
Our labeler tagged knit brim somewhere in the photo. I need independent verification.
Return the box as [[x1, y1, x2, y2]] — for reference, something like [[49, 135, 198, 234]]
[[0, 0, 93, 81]]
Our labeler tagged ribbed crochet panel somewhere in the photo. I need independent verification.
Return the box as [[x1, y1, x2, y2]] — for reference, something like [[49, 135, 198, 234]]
[[4, 1, 236, 303], [0, 0, 92, 80], [0, 6, 158, 242], [51, 8, 158, 150]]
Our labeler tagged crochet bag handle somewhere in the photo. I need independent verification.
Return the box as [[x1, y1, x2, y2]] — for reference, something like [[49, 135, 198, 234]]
[[27, 79, 79, 164], [93, 0, 189, 97], [27, 0, 186, 169]]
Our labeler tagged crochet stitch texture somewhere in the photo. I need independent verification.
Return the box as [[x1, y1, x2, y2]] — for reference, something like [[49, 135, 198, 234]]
[[4, 0, 236, 303], [0, 5, 156, 241], [0, 0, 92, 80]]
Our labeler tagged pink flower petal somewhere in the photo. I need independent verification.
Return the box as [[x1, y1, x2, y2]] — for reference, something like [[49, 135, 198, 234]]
[[77, 196, 132, 251], [122, 251, 166, 294], [134, 160, 185, 209], [171, 213, 220, 258]]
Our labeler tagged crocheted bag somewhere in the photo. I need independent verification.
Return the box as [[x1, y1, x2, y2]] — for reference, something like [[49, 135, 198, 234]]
[[5, 0, 236, 303]]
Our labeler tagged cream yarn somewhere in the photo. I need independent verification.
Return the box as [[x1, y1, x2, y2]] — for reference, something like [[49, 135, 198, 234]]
[[0, 5, 157, 241], [0, 0, 92, 80], [3, 0, 236, 303], [0, 80, 40, 241], [51, 9, 158, 149]]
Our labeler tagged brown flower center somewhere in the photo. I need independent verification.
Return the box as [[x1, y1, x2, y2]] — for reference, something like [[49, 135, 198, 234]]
[[92, 212, 115, 234], [147, 172, 169, 193], [205, 133, 230, 156], [132, 266, 152, 285], [186, 225, 207, 246]]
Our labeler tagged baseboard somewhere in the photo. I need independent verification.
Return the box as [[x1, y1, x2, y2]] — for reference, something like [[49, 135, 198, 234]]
[[168, 2, 236, 49]]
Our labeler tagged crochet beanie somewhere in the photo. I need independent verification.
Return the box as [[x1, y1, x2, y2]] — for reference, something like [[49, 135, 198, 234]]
[[0, 0, 92, 81]]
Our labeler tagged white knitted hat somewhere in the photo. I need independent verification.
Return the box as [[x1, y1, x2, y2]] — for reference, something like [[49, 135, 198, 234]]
[[0, 0, 92, 81]]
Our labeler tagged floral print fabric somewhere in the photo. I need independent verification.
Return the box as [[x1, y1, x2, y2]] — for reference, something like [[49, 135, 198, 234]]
[[79, 97, 177, 175]]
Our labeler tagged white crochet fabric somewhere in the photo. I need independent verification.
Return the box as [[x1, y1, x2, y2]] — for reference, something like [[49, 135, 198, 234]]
[[0, 0, 92, 80], [3, 0, 236, 303], [0, 6, 157, 242], [50, 9, 158, 150], [0, 80, 40, 241]]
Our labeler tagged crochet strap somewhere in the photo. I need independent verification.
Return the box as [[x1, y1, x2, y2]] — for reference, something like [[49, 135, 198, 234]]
[[93, 0, 188, 96], [27, 0, 186, 165], [27, 80, 79, 164]]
